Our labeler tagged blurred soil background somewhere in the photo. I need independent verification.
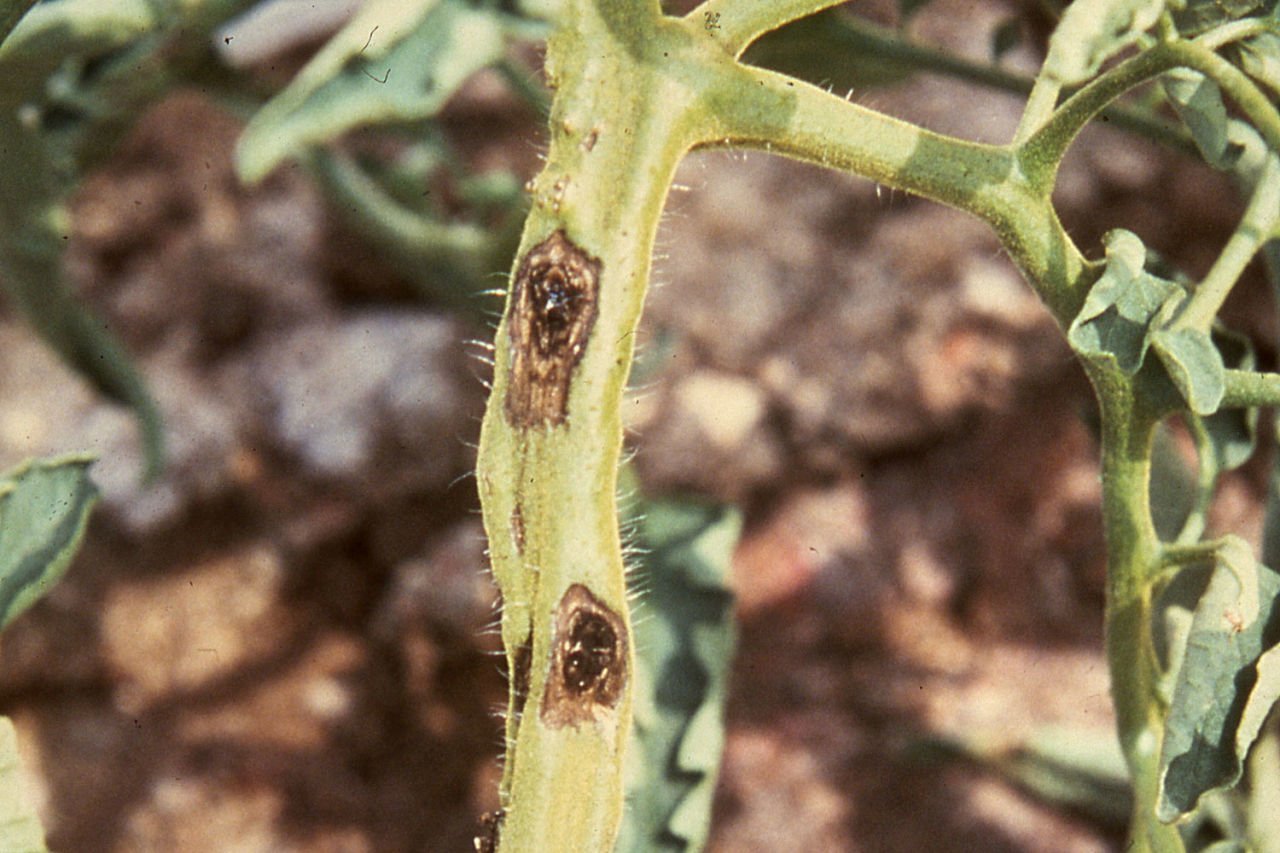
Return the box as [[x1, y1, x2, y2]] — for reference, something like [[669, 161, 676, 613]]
[[0, 1, 1274, 851]]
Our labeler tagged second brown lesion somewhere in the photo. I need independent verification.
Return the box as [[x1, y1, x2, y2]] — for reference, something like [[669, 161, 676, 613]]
[[540, 583, 627, 729], [504, 230, 601, 428], [510, 505, 526, 554]]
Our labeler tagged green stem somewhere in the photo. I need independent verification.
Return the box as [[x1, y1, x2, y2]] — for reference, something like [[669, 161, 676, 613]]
[[1222, 368, 1280, 408], [1176, 154, 1280, 331], [1155, 539, 1222, 572], [1021, 44, 1185, 192], [1015, 15, 1273, 153], [1090, 366, 1182, 851], [1023, 37, 1280, 193], [1095, 370, 1162, 617], [1195, 16, 1276, 52], [477, 6, 715, 850]]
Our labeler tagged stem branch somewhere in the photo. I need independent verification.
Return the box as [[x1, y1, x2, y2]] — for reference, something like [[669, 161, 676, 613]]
[[1222, 368, 1280, 408], [1023, 36, 1280, 194]]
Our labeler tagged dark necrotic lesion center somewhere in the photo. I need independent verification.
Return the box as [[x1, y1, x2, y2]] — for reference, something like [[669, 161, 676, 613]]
[[505, 230, 601, 428], [531, 266, 583, 354], [561, 611, 618, 694]]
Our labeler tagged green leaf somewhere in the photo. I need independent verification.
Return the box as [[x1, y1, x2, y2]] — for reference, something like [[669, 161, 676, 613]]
[[0, 717, 48, 853], [1172, 0, 1264, 37], [0, 164, 165, 478], [946, 726, 1133, 828], [1217, 537, 1262, 626], [1042, 0, 1165, 86], [236, 0, 508, 184], [1162, 69, 1241, 171], [1234, 31, 1280, 99], [1152, 554, 1209, 700], [0, 0, 154, 94], [1201, 328, 1257, 474], [1155, 329, 1259, 543], [742, 11, 919, 93], [1172, 784, 1250, 851], [1149, 419, 1200, 542], [1157, 539, 1280, 821], [1152, 327, 1227, 415], [616, 498, 741, 853], [0, 267, 164, 478], [307, 149, 520, 316], [1245, 726, 1280, 848], [1068, 229, 1182, 373], [0, 454, 97, 631], [1237, 646, 1280, 763], [0, 0, 241, 480]]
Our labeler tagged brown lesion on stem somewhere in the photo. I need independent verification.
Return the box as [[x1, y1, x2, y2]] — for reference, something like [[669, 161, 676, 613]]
[[473, 809, 503, 853], [540, 584, 627, 729], [511, 632, 533, 721], [504, 230, 601, 428], [510, 506, 526, 554]]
